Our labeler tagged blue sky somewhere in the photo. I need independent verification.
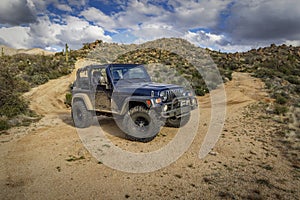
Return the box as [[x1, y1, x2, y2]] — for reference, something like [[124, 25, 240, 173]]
[[0, 0, 299, 52]]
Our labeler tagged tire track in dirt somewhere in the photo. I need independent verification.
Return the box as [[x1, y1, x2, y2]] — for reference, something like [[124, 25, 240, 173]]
[[23, 59, 100, 115]]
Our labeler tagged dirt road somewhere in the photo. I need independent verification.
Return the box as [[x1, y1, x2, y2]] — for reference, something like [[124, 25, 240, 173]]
[[1, 59, 299, 199]]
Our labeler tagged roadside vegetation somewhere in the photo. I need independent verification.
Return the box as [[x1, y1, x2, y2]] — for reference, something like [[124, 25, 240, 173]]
[[0, 51, 78, 131], [209, 44, 300, 111], [1, 40, 300, 157], [209, 44, 300, 166]]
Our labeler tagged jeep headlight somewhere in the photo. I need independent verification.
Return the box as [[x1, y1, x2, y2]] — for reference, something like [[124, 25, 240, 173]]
[[184, 90, 193, 97], [159, 91, 168, 102]]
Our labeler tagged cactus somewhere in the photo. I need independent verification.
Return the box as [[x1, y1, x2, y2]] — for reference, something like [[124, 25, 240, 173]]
[[65, 43, 69, 62], [1, 47, 4, 57]]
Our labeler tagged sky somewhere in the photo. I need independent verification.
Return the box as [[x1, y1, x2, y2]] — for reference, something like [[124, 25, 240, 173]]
[[0, 0, 299, 52]]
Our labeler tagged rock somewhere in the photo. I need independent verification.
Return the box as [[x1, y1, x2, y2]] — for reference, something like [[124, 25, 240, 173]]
[[209, 151, 218, 156]]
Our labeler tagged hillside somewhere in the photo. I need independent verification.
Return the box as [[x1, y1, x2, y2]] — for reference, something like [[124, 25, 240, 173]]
[[0, 49, 78, 130], [1, 58, 299, 199], [0, 38, 300, 199], [209, 43, 300, 107], [86, 38, 232, 95], [209, 44, 300, 167], [81, 38, 300, 170]]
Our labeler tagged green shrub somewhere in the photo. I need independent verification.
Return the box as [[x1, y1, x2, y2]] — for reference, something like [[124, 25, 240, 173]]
[[194, 85, 207, 96], [0, 52, 76, 130], [15, 78, 31, 93], [274, 93, 288, 105], [0, 118, 10, 131], [295, 85, 300, 93], [274, 104, 288, 115], [65, 93, 72, 106], [220, 69, 233, 81], [32, 74, 49, 85], [0, 94, 28, 118], [286, 75, 300, 85], [48, 70, 61, 79]]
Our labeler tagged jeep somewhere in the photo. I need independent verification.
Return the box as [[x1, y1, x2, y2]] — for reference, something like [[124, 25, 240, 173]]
[[71, 64, 197, 142]]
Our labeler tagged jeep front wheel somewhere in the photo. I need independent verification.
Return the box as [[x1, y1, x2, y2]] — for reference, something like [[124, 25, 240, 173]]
[[165, 113, 190, 128], [122, 106, 161, 142], [72, 101, 93, 128]]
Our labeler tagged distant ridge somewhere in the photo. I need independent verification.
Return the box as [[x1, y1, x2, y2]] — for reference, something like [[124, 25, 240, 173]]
[[0, 45, 55, 56]]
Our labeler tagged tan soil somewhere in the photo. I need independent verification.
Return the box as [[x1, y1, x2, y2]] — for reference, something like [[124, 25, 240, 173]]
[[0, 45, 55, 56], [1, 59, 299, 199]]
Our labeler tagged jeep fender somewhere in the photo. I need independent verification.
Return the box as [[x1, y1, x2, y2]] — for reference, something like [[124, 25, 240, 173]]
[[119, 96, 151, 115], [72, 93, 93, 110]]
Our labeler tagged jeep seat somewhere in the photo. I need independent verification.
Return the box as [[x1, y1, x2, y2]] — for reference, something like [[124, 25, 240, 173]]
[[112, 71, 120, 80], [92, 71, 101, 85]]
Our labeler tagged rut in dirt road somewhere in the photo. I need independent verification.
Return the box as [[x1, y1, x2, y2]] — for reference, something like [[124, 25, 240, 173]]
[[23, 59, 102, 115]]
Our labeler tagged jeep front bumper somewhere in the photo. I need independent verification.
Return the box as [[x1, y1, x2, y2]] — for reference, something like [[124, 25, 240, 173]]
[[154, 97, 198, 118]]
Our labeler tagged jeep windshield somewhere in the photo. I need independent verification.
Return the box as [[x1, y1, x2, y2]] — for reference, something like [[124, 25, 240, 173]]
[[109, 64, 151, 84]]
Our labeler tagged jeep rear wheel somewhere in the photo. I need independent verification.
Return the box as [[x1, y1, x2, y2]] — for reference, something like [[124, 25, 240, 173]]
[[72, 101, 93, 128], [165, 113, 190, 128], [122, 106, 161, 142]]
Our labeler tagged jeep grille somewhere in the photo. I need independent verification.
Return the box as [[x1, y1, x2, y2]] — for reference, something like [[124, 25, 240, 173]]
[[166, 88, 184, 101]]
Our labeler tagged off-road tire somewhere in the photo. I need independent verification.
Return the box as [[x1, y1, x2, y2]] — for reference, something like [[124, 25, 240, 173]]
[[72, 100, 93, 128], [165, 113, 190, 128], [121, 106, 162, 142]]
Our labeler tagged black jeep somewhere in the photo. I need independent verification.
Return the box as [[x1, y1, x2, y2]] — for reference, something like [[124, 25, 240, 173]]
[[71, 64, 197, 141]]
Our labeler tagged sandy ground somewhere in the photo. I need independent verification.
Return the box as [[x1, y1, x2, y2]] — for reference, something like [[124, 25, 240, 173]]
[[1, 59, 299, 199]]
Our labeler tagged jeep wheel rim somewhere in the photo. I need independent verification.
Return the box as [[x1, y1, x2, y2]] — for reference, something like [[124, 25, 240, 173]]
[[132, 115, 150, 132], [134, 116, 149, 129]]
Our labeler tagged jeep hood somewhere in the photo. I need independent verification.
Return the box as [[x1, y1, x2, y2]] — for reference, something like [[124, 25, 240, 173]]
[[114, 82, 183, 96]]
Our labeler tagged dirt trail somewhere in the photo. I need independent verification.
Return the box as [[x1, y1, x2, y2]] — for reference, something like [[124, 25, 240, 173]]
[[23, 59, 99, 115], [1, 60, 299, 199]]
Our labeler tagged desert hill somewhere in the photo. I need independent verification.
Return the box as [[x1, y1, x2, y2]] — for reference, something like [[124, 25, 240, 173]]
[[86, 38, 300, 161], [0, 45, 55, 56], [0, 38, 300, 199]]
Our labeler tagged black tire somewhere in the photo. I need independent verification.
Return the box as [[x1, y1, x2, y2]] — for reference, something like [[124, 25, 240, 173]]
[[72, 100, 93, 128], [165, 113, 190, 128], [121, 106, 162, 142]]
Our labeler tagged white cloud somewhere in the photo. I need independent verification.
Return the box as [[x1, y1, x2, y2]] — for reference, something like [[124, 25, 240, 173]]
[[0, 26, 30, 49], [28, 0, 54, 14], [45, 46, 59, 52], [110, 0, 230, 31], [0, 15, 112, 50], [0, 0, 234, 51], [163, 0, 231, 30], [183, 31, 252, 52], [131, 23, 182, 44], [93, 0, 232, 42], [80, 7, 116, 31], [128, 0, 164, 16], [57, 16, 112, 49], [55, 4, 72, 12], [28, 16, 62, 46], [66, 0, 87, 8], [0, 0, 36, 25], [1, 0, 299, 52], [184, 31, 225, 47], [224, 0, 300, 43], [113, 0, 165, 29], [285, 40, 300, 47]]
